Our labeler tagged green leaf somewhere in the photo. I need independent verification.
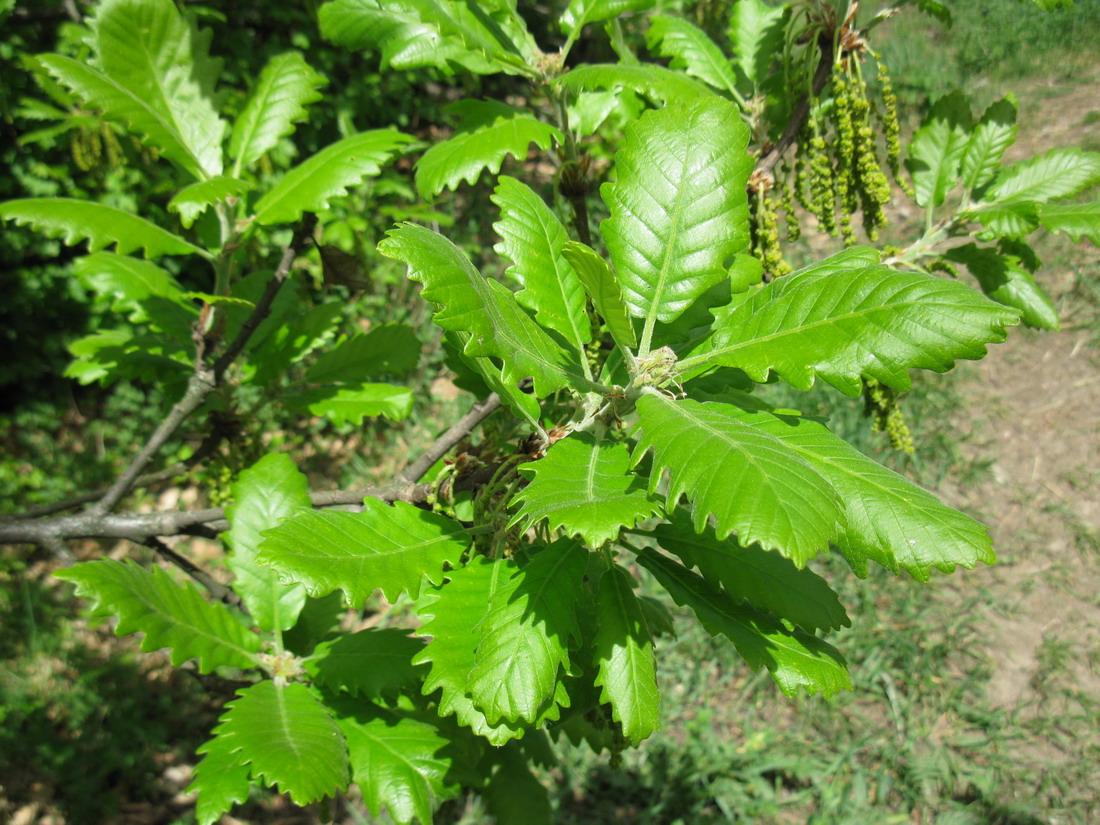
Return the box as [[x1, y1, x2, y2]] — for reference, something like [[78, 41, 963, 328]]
[[510, 431, 661, 547], [646, 15, 740, 97], [215, 681, 349, 805], [378, 222, 582, 397], [415, 100, 561, 199], [726, 0, 786, 91], [1037, 201, 1100, 244], [485, 746, 552, 825], [306, 324, 422, 383], [290, 383, 415, 424], [169, 176, 255, 229], [230, 51, 327, 171], [225, 454, 311, 633], [305, 628, 427, 700], [0, 198, 204, 258], [601, 96, 751, 335], [414, 558, 530, 745], [959, 96, 1018, 193], [981, 147, 1100, 205], [258, 500, 471, 605], [561, 0, 649, 35], [319, 0, 503, 75], [468, 539, 588, 724], [555, 63, 717, 104], [967, 200, 1040, 238], [39, 2, 224, 178], [732, 404, 995, 581], [55, 559, 260, 672], [592, 564, 660, 745], [188, 732, 252, 825], [906, 92, 973, 207], [945, 243, 1059, 330], [492, 176, 591, 353], [636, 547, 850, 698], [246, 300, 344, 387], [252, 129, 413, 225], [651, 512, 849, 633], [335, 701, 459, 825], [633, 395, 843, 565], [560, 241, 637, 351], [72, 252, 186, 323], [681, 264, 1020, 396], [443, 333, 543, 429]]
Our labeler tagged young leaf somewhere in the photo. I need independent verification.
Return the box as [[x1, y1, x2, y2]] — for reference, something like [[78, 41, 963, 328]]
[[225, 454, 311, 633], [305, 324, 423, 383], [305, 628, 427, 700], [492, 176, 591, 353], [215, 681, 349, 805], [945, 243, 1059, 329], [646, 15, 741, 99], [651, 512, 849, 633], [734, 404, 995, 582], [252, 129, 413, 225], [415, 100, 562, 199], [468, 539, 588, 725], [966, 200, 1040, 238], [39, 0, 225, 179], [230, 51, 327, 171], [636, 548, 851, 698], [560, 0, 649, 35], [1037, 201, 1100, 244], [555, 63, 716, 104], [188, 732, 252, 825], [510, 430, 662, 547], [168, 176, 255, 229], [680, 264, 1020, 396], [726, 0, 786, 92], [959, 96, 1018, 193], [600, 96, 751, 339], [560, 240, 637, 351], [592, 564, 660, 745], [55, 559, 261, 672], [335, 700, 460, 825], [259, 500, 470, 605], [289, 382, 415, 424], [633, 394, 843, 564], [378, 222, 584, 397], [906, 92, 973, 207], [414, 557, 530, 745], [0, 198, 204, 258], [980, 147, 1100, 204], [319, 0, 501, 75]]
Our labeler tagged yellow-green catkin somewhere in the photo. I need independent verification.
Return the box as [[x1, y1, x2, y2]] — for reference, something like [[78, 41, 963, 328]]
[[848, 75, 891, 241], [832, 70, 858, 245], [863, 377, 915, 454], [805, 111, 837, 235], [928, 258, 959, 278], [871, 49, 912, 196], [752, 190, 792, 278]]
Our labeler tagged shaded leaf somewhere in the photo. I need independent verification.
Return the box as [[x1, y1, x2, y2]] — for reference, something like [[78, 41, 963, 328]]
[[72, 252, 186, 322], [555, 63, 716, 104], [55, 560, 260, 672], [289, 383, 415, 424], [485, 746, 552, 825], [215, 681, 349, 805], [561, 0, 649, 35], [945, 243, 1059, 330], [646, 15, 740, 97], [0, 198, 203, 258], [560, 241, 637, 351], [305, 628, 427, 700], [169, 176, 255, 228], [416, 100, 561, 199], [225, 454, 311, 632], [188, 732, 252, 825], [306, 324, 422, 383], [510, 431, 661, 546], [253, 129, 413, 225], [727, 0, 786, 91], [258, 500, 471, 605]]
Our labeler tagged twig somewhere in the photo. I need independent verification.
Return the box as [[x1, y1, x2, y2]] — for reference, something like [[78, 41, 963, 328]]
[[395, 393, 501, 485], [757, 36, 835, 177], [143, 537, 244, 610], [21, 430, 225, 519], [90, 218, 316, 516]]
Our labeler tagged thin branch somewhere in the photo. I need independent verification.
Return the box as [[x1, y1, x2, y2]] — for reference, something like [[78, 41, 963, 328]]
[[395, 393, 501, 485], [757, 37, 835, 177], [21, 430, 225, 519], [90, 218, 316, 516], [143, 537, 244, 610]]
